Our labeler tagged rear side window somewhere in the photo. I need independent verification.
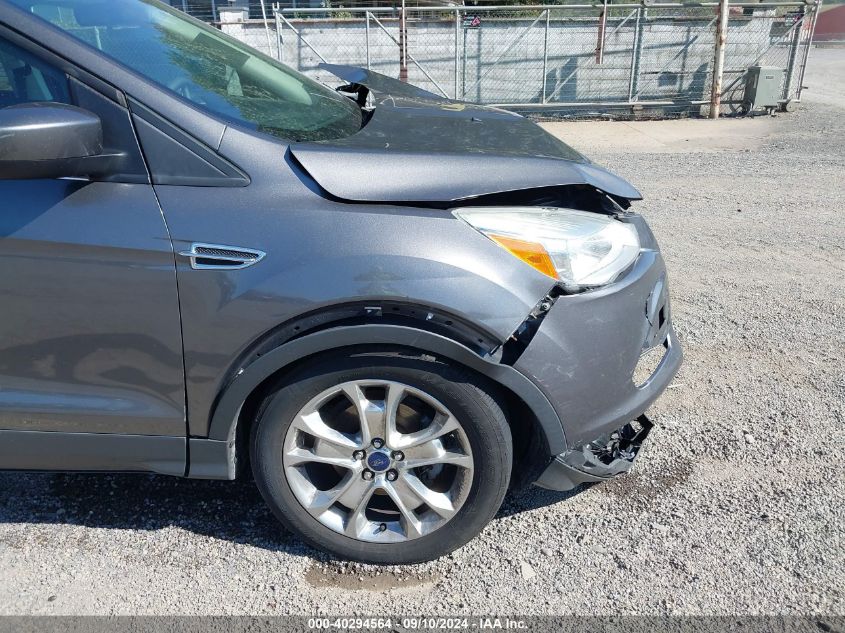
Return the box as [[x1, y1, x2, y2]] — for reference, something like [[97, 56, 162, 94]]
[[0, 37, 70, 108]]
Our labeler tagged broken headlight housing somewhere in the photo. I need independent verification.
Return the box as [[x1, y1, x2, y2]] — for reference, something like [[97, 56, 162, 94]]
[[453, 207, 640, 287]]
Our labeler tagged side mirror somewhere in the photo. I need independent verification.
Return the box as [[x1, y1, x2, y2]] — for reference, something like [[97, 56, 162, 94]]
[[0, 103, 115, 180]]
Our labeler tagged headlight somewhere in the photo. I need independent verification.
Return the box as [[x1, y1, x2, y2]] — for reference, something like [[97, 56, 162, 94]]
[[453, 206, 640, 287]]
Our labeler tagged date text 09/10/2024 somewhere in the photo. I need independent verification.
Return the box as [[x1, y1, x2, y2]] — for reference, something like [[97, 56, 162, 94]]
[[307, 618, 528, 630]]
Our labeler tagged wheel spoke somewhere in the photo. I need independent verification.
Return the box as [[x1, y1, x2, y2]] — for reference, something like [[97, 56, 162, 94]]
[[307, 471, 360, 513], [343, 479, 377, 538], [313, 438, 356, 461], [392, 473, 457, 519], [384, 480, 424, 539], [383, 382, 404, 447], [292, 410, 358, 450], [284, 444, 356, 469], [342, 383, 386, 445], [335, 474, 371, 510], [391, 412, 461, 449], [341, 383, 372, 445], [403, 447, 473, 470], [342, 382, 404, 446]]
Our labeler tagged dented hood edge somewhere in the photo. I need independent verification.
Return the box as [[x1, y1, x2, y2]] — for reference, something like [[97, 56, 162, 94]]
[[292, 65, 643, 203]]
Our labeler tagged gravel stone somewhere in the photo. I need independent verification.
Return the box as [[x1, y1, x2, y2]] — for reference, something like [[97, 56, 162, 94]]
[[520, 562, 537, 581]]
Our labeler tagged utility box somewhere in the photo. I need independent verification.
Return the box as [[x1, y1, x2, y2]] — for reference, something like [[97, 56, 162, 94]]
[[743, 66, 785, 112]]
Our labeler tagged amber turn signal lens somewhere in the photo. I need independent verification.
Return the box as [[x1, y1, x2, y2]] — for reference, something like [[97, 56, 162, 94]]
[[488, 233, 558, 280]]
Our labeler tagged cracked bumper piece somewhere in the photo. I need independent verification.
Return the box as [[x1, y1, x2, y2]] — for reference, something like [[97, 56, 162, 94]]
[[535, 415, 653, 491], [512, 215, 682, 487]]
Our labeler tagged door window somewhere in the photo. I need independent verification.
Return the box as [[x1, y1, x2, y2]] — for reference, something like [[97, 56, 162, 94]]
[[0, 36, 70, 108], [9, 0, 362, 142]]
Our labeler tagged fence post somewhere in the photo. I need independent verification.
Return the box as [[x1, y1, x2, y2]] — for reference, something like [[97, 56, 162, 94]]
[[542, 9, 550, 103], [399, 0, 408, 82], [596, 0, 609, 64], [627, 5, 643, 101], [795, 0, 822, 101], [709, 0, 729, 119], [275, 9, 282, 61], [461, 21, 467, 99], [455, 9, 460, 99], [783, 4, 806, 101], [258, 0, 274, 58], [366, 12, 371, 70]]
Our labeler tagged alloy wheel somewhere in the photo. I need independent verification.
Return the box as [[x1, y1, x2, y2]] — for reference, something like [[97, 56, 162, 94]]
[[282, 380, 474, 543]]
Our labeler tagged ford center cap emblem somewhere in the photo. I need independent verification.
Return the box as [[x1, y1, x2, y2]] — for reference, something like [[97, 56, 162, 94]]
[[367, 452, 391, 472]]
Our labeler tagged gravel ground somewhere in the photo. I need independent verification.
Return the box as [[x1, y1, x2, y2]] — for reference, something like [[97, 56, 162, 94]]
[[1, 50, 843, 617]]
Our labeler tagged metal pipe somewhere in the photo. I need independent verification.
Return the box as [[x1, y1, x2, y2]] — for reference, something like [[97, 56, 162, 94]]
[[259, 0, 274, 59], [627, 6, 642, 101], [542, 9, 550, 102], [783, 4, 806, 100], [610, 9, 639, 33], [547, 9, 644, 103], [462, 9, 549, 97], [280, 3, 807, 14], [366, 11, 371, 70], [455, 8, 460, 99], [210, 0, 217, 22], [633, 14, 718, 99], [461, 16, 468, 99], [490, 98, 711, 108], [709, 0, 730, 118], [275, 8, 282, 61], [795, 0, 822, 101], [278, 14, 328, 63], [368, 12, 450, 96]]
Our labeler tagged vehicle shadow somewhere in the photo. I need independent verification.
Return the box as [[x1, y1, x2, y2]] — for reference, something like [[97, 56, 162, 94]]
[[0, 472, 302, 554], [497, 484, 585, 518], [0, 471, 586, 557]]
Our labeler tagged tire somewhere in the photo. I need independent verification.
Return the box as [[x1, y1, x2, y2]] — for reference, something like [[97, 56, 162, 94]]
[[250, 349, 512, 563]]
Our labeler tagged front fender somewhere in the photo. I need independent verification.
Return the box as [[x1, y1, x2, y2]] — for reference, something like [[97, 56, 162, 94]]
[[188, 324, 568, 479]]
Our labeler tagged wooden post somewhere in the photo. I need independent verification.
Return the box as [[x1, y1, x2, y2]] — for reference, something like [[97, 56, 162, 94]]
[[399, 0, 408, 82], [596, 0, 609, 64], [709, 0, 729, 119]]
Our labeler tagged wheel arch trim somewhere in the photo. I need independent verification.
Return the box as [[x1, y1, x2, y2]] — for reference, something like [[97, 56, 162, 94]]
[[196, 324, 567, 479]]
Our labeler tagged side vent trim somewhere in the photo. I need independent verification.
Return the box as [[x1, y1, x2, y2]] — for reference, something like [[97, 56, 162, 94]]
[[179, 243, 266, 270]]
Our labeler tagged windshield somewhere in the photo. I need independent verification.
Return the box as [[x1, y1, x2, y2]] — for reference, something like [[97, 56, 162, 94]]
[[9, 0, 362, 141]]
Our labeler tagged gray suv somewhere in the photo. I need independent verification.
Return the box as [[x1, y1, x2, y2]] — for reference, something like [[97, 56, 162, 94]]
[[0, 0, 681, 563]]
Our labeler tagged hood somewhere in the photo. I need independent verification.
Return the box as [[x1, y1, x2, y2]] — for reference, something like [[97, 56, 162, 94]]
[[289, 65, 642, 203]]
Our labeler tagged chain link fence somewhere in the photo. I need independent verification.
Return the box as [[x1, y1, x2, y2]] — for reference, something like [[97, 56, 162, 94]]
[[199, 1, 821, 119], [165, 1, 284, 22]]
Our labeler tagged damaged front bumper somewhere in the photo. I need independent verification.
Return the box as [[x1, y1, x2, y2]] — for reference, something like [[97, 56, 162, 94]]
[[535, 415, 653, 491], [513, 214, 682, 491]]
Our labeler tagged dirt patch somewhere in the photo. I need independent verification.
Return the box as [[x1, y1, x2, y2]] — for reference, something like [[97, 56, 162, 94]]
[[305, 561, 439, 592], [599, 459, 694, 508]]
